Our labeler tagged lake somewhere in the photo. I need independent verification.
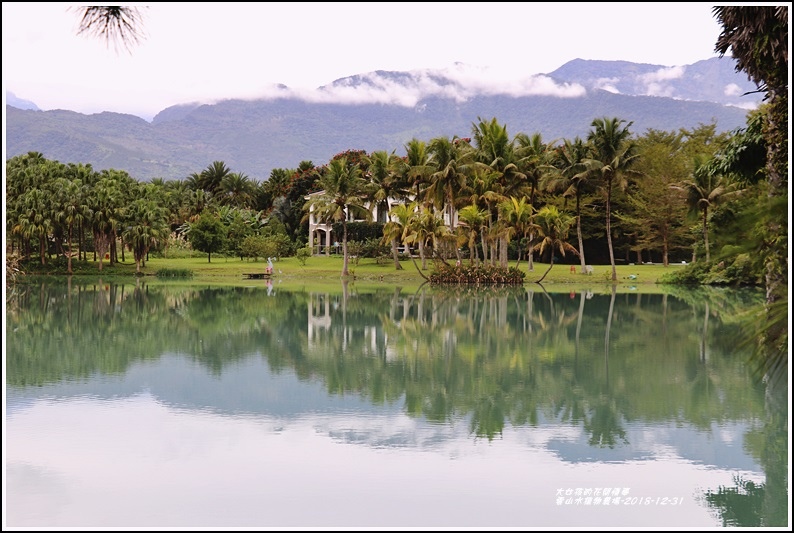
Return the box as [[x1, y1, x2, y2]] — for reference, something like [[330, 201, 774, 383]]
[[4, 279, 788, 528]]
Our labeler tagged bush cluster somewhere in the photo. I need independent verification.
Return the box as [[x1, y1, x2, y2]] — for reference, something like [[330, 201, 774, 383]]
[[429, 264, 526, 285]]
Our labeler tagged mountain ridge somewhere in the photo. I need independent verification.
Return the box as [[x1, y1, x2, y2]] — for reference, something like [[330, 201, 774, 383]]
[[6, 57, 761, 182]]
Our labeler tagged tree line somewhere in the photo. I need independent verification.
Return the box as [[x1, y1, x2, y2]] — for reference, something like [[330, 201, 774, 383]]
[[4, 112, 767, 282]]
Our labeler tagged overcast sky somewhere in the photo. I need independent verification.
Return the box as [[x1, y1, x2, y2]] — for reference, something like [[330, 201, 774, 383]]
[[3, 2, 731, 121]]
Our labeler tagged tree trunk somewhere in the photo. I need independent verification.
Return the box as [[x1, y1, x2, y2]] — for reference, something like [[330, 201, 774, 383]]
[[341, 220, 350, 276], [390, 237, 402, 270], [606, 178, 617, 281], [535, 255, 555, 283], [576, 193, 586, 273], [702, 208, 710, 262]]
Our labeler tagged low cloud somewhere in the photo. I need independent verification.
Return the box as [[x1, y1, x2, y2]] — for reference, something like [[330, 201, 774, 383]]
[[240, 64, 586, 107], [593, 77, 621, 94], [639, 66, 685, 98]]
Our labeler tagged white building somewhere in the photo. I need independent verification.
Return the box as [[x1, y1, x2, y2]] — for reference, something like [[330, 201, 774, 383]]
[[304, 192, 458, 256]]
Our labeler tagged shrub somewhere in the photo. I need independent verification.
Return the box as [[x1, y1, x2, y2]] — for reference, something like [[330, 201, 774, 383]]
[[155, 268, 194, 279], [429, 263, 525, 285]]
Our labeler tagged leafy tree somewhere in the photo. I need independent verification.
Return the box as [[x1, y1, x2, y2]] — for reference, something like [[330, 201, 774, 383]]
[[189, 212, 228, 263], [628, 130, 690, 266]]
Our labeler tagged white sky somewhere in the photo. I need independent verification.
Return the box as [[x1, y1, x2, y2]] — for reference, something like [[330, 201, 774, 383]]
[[3, 2, 732, 121]]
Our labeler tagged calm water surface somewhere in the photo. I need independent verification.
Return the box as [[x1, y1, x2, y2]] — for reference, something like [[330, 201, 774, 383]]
[[5, 280, 788, 528]]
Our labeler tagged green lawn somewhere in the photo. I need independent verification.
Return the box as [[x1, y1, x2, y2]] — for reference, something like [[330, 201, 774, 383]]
[[27, 253, 686, 290]]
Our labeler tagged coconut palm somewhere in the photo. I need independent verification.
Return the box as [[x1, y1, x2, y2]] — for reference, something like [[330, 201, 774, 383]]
[[400, 138, 433, 204], [402, 206, 450, 271], [456, 205, 488, 266], [302, 157, 371, 277], [585, 117, 640, 282], [471, 117, 527, 267], [426, 135, 474, 228], [499, 196, 535, 269], [680, 154, 736, 262], [531, 205, 579, 284], [382, 202, 417, 270], [545, 137, 592, 272]]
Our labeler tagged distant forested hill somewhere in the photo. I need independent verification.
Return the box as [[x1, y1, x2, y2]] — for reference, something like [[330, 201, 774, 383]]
[[6, 57, 760, 181]]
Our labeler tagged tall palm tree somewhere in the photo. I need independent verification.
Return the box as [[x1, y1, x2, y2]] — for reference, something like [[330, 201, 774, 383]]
[[302, 157, 371, 277], [123, 197, 169, 273], [54, 177, 90, 274], [514, 132, 549, 271], [680, 154, 735, 262], [14, 188, 52, 264], [471, 117, 527, 267], [400, 138, 433, 204], [426, 136, 474, 228], [464, 167, 502, 264], [531, 205, 579, 284], [545, 137, 592, 272], [87, 177, 123, 271], [585, 117, 640, 282]]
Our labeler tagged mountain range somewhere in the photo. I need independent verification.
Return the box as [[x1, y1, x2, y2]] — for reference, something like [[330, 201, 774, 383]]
[[5, 57, 762, 182]]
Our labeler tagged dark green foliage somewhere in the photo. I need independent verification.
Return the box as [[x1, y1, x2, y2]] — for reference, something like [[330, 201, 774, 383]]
[[189, 213, 227, 262]]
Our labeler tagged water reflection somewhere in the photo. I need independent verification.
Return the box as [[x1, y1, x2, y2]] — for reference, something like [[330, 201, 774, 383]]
[[5, 280, 787, 527]]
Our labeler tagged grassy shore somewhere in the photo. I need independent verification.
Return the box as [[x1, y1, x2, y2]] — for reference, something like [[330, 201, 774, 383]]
[[16, 253, 687, 291]]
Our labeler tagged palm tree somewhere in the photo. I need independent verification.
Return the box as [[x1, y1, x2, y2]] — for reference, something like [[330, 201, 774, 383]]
[[302, 157, 371, 277], [14, 188, 52, 264], [71, 6, 146, 52], [219, 172, 256, 208], [514, 133, 548, 271], [585, 117, 640, 282], [456, 205, 488, 266], [123, 197, 169, 273], [366, 150, 410, 268], [402, 206, 450, 272], [87, 177, 123, 271], [382, 202, 417, 270], [426, 136, 474, 228], [499, 196, 535, 269], [680, 155, 735, 262], [198, 161, 233, 195], [54, 177, 90, 274], [400, 138, 433, 204], [471, 117, 527, 267], [464, 167, 502, 264], [531, 205, 579, 284], [545, 137, 592, 272]]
